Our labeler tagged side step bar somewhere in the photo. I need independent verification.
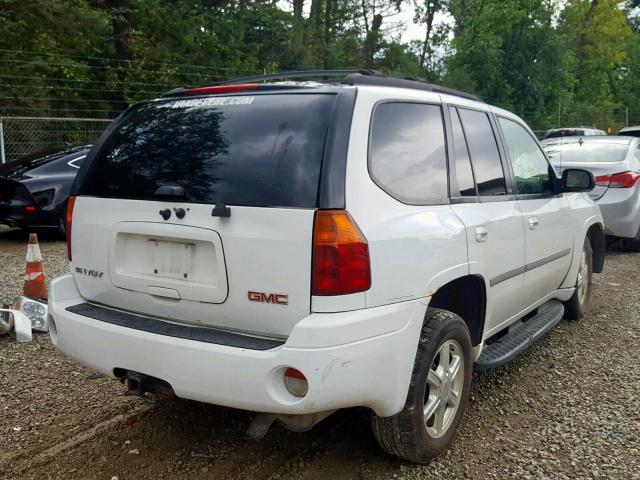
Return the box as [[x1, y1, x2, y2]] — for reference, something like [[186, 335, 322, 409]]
[[475, 299, 564, 371]]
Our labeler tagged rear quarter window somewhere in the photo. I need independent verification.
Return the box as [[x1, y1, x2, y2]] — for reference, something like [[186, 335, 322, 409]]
[[78, 94, 336, 208], [368, 102, 448, 204]]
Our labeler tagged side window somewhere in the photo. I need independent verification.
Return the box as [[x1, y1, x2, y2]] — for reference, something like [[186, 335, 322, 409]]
[[449, 107, 476, 196], [369, 102, 448, 204], [498, 117, 553, 195], [457, 108, 507, 196]]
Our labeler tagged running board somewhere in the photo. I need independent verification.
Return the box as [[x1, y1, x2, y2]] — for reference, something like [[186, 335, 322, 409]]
[[475, 299, 564, 371]]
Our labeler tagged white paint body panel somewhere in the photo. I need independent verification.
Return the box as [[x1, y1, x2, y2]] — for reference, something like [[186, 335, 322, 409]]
[[344, 87, 469, 309], [450, 202, 526, 335], [71, 197, 314, 337], [518, 196, 573, 307], [49, 274, 425, 416]]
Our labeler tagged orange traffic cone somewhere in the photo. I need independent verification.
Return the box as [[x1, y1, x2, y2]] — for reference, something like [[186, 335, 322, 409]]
[[24, 233, 48, 300]]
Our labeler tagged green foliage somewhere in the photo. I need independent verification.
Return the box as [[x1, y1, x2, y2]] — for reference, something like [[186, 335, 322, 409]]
[[0, 0, 638, 132]]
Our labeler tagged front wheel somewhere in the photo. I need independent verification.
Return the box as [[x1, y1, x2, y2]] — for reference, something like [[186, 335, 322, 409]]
[[372, 308, 472, 463], [563, 236, 593, 320]]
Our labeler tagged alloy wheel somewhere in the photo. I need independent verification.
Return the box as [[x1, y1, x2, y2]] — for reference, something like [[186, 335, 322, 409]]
[[423, 339, 465, 438]]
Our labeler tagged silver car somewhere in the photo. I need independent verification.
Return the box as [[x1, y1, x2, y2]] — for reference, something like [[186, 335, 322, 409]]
[[619, 125, 640, 138], [542, 136, 640, 250]]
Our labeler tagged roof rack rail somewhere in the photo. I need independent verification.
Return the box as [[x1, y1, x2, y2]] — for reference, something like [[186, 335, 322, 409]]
[[172, 69, 482, 103], [217, 69, 383, 85], [339, 72, 483, 102]]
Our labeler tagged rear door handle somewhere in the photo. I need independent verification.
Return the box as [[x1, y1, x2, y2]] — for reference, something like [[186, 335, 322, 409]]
[[528, 217, 539, 229], [475, 226, 488, 242]]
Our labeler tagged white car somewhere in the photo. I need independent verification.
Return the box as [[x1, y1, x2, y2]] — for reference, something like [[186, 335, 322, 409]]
[[48, 71, 605, 463]]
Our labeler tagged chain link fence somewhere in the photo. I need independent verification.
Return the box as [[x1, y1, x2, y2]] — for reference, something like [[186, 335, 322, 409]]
[[0, 108, 636, 163], [0, 116, 113, 163]]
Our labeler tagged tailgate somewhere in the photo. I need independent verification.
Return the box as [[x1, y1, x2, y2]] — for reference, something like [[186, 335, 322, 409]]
[[69, 92, 338, 337], [71, 197, 314, 337]]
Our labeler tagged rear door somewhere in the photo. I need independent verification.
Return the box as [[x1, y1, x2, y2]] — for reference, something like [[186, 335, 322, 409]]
[[72, 92, 338, 338], [447, 106, 526, 336], [497, 116, 572, 308]]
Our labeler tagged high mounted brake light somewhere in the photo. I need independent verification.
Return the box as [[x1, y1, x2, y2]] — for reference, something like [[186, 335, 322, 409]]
[[185, 83, 260, 95], [595, 171, 640, 188], [312, 210, 371, 296], [66, 196, 76, 261]]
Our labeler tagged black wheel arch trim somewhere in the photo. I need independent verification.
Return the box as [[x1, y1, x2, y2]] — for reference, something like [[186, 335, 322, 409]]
[[587, 223, 605, 273]]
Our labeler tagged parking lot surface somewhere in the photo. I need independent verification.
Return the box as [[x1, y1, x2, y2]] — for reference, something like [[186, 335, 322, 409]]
[[0, 226, 638, 479]]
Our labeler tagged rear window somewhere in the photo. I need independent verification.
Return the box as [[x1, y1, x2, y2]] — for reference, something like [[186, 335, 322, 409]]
[[79, 94, 336, 207], [544, 129, 584, 139], [543, 142, 629, 163]]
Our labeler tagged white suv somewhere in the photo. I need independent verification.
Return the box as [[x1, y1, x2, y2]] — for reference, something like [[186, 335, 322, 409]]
[[48, 71, 605, 463]]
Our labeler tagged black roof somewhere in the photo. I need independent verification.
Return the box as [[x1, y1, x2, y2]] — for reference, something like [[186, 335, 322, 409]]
[[165, 70, 483, 102]]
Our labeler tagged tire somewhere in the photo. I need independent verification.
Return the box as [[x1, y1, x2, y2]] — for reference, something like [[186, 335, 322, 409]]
[[372, 308, 473, 463], [620, 237, 640, 252], [563, 236, 593, 320]]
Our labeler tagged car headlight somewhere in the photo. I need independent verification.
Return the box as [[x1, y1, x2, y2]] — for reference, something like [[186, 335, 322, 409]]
[[13, 296, 49, 332]]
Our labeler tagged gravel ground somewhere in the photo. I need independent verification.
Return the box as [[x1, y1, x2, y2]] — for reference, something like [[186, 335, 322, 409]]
[[0, 225, 639, 479]]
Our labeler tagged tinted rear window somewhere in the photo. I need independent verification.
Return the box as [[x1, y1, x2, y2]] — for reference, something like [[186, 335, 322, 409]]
[[79, 94, 336, 207], [544, 129, 584, 139], [543, 142, 629, 163], [368, 102, 448, 204]]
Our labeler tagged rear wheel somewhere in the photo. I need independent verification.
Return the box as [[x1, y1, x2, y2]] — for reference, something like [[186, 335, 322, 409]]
[[620, 237, 640, 252], [372, 308, 472, 463], [563, 236, 593, 320]]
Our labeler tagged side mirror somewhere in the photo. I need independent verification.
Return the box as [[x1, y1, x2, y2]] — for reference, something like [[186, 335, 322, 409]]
[[562, 168, 595, 193]]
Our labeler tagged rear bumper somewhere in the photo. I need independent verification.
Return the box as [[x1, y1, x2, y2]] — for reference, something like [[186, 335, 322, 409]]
[[48, 274, 426, 417], [597, 187, 640, 238]]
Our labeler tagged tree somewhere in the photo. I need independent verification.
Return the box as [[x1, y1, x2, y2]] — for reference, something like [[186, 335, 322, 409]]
[[558, 0, 633, 129]]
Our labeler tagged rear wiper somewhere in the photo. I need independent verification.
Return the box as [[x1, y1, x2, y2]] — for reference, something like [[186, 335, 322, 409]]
[[211, 203, 231, 217]]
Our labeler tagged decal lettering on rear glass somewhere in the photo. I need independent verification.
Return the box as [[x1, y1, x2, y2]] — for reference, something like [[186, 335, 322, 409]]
[[169, 96, 255, 109]]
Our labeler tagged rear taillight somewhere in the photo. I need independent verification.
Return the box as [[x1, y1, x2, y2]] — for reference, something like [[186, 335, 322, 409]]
[[311, 210, 371, 296], [66, 196, 76, 261], [595, 172, 640, 188], [609, 171, 640, 188], [595, 174, 611, 187]]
